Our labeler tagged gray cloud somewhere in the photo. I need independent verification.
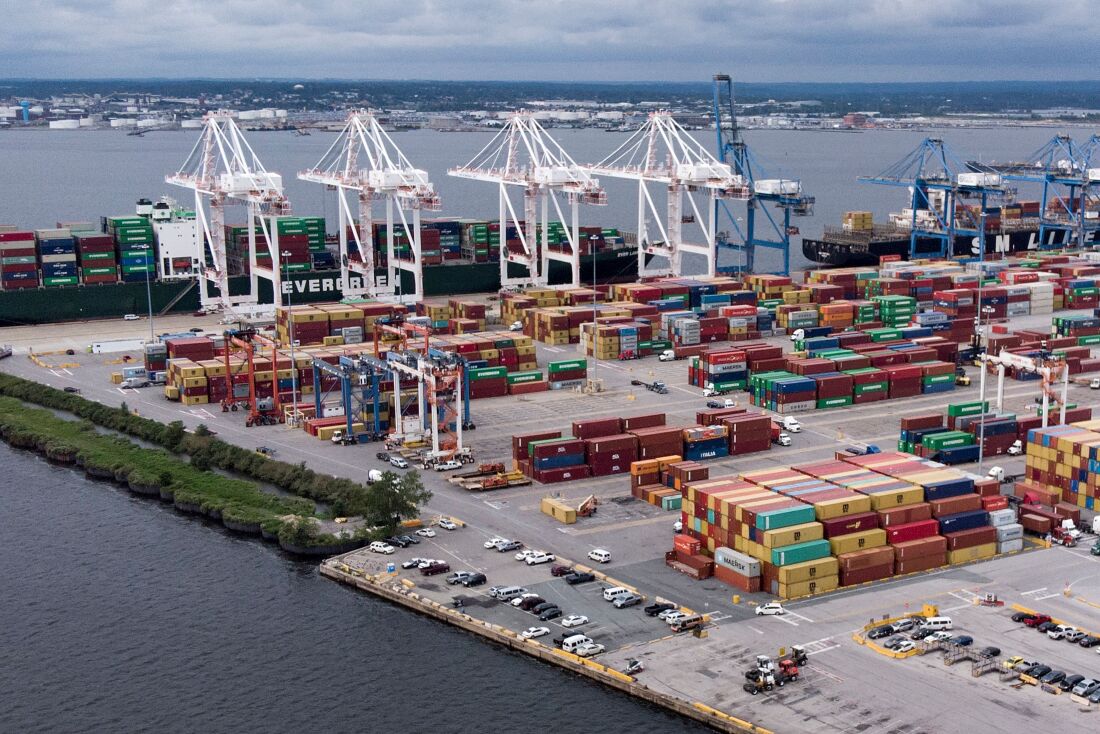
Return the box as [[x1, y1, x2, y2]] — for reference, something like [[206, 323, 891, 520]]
[[0, 0, 1093, 81]]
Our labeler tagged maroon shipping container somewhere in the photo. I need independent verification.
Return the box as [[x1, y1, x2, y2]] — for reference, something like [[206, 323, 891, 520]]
[[589, 458, 631, 477], [713, 563, 762, 592], [837, 546, 895, 572], [944, 526, 997, 551], [621, 413, 665, 431], [533, 465, 591, 483], [531, 439, 585, 459], [929, 493, 983, 517], [840, 561, 894, 586], [584, 434, 637, 454], [629, 426, 685, 446], [820, 511, 880, 538], [697, 407, 747, 425], [572, 417, 622, 440], [513, 430, 563, 457], [588, 447, 636, 465], [877, 503, 933, 527], [1054, 502, 1082, 525], [885, 519, 939, 544], [638, 443, 684, 459], [895, 553, 946, 575], [891, 535, 948, 562]]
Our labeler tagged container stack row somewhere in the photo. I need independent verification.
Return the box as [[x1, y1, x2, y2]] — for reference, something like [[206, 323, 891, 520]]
[[106, 216, 156, 284]]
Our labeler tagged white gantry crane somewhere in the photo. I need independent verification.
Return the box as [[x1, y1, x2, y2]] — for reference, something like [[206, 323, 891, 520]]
[[167, 110, 290, 314], [299, 110, 440, 302], [449, 111, 605, 289], [588, 110, 750, 278]]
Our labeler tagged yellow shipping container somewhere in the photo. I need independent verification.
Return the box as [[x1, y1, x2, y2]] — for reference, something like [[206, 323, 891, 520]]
[[181, 394, 209, 405], [541, 497, 577, 524], [163, 385, 180, 401], [777, 557, 839, 586], [813, 494, 873, 520], [181, 376, 208, 389], [864, 485, 924, 509], [946, 543, 997, 565], [761, 521, 824, 549], [778, 575, 838, 600], [828, 528, 887, 555]]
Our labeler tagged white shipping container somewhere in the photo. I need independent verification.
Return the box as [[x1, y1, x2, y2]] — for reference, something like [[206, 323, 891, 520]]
[[753, 179, 801, 196], [957, 172, 1002, 187]]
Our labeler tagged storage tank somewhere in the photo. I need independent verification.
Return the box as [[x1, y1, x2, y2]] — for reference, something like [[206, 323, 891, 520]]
[[48, 119, 80, 130]]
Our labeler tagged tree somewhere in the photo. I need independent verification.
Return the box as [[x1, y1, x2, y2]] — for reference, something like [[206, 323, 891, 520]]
[[342, 470, 432, 532]]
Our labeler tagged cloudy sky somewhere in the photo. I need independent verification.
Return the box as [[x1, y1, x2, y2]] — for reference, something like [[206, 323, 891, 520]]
[[2, 0, 1094, 82]]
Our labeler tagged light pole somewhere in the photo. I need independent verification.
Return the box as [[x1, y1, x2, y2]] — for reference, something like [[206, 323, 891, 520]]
[[136, 244, 154, 340], [976, 304, 995, 474], [281, 250, 298, 424], [590, 234, 597, 386]]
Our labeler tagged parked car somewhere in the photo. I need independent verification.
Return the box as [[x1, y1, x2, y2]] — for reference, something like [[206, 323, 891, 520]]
[[521, 626, 550, 639], [562, 615, 589, 628], [565, 572, 596, 585], [892, 618, 918, 632], [434, 460, 463, 472], [538, 607, 563, 621], [421, 561, 450, 576], [461, 573, 486, 588], [525, 551, 556, 566], [951, 635, 974, 647], [446, 571, 475, 585], [518, 596, 546, 611], [1075, 679, 1100, 697], [1011, 612, 1037, 623], [368, 541, 395, 555], [755, 602, 786, 616], [514, 549, 537, 562], [645, 602, 676, 617], [495, 540, 523, 552], [1064, 630, 1087, 643], [1023, 614, 1052, 628], [1048, 624, 1077, 640], [883, 635, 907, 650], [911, 628, 935, 641], [389, 456, 409, 469], [894, 640, 916, 653], [1037, 621, 1058, 634], [867, 625, 894, 640], [1079, 636, 1100, 648], [397, 534, 419, 545], [385, 536, 410, 548], [511, 592, 541, 607], [1024, 664, 1051, 679], [531, 602, 558, 615], [549, 564, 574, 577], [574, 642, 606, 658], [438, 518, 458, 530], [662, 611, 687, 625], [417, 559, 442, 569], [613, 593, 644, 609], [484, 537, 508, 549], [980, 646, 1001, 658], [1090, 687, 1100, 705], [926, 631, 953, 643], [1041, 670, 1067, 686], [375, 451, 390, 461], [1060, 674, 1086, 692], [587, 548, 612, 564], [414, 528, 436, 538]]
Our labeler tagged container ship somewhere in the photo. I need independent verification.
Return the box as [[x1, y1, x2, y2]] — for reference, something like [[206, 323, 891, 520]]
[[802, 201, 1099, 267], [0, 199, 639, 326]]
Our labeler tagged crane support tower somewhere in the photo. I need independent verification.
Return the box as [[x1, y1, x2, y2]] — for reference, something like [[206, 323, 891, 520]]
[[588, 110, 750, 279], [449, 111, 606, 290], [712, 74, 814, 276], [167, 110, 290, 315], [860, 138, 1014, 261], [972, 134, 1100, 250], [299, 110, 441, 302]]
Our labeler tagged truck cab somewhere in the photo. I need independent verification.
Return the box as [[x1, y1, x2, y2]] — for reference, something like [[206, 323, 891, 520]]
[[658, 349, 676, 362]]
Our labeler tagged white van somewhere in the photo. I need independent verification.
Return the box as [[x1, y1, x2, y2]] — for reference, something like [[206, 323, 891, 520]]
[[918, 616, 953, 632], [561, 634, 594, 653], [588, 548, 612, 564], [602, 586, 632, 602], [495, 586, 527, 602]]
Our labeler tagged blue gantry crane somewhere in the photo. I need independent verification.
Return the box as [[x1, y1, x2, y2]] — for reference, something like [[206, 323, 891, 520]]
[[712, 74, 814, 276], [972, 134, 1100, 250], [860, 138, 1013, 261], [311, 354, 390, 443]]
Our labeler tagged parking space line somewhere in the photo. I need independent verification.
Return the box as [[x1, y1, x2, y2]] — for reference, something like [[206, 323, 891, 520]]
[[1020, 587, 1047, 596], [747, 626, 765, 635], [940, 603, 973, 613], [786, 610, 814, 624], [1034, 592, 1063, 601], [773, 614, 799, 626], [806, 644, 840, 656]]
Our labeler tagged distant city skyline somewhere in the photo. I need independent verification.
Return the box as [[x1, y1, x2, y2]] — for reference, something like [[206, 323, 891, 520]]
[[2, 0, 1096, 82]]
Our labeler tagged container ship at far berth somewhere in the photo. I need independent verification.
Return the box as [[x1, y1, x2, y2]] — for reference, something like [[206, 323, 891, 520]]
[[0, 198, 640, 326], [802, 201, 1099, 267]]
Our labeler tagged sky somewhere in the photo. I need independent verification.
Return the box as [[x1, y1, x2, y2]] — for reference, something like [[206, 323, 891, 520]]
[[1, 0, 1095, 82]]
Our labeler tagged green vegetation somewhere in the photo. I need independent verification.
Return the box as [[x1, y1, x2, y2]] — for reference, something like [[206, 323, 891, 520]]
[[0, 373, 384, 517], [0, 373, 434, 552]]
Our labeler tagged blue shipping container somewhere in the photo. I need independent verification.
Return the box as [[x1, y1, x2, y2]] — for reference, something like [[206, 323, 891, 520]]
[[938, 509, 990, 534], [923, 478, 975, 501], [534, 452, 585, 470]]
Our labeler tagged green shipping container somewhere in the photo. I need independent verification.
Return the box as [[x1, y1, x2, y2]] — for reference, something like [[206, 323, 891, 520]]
[[469, 366, 508, 381], [2, 256, 36, 265], [526, 436, 574, 458], [770, 539, 832, 567], [817, 396, 853, 409], [43, 276, 79, 287], [79, 251, 115, 261], [82, 267, 116, 276], [922, 373, 954, 385], [755, 503, 818, 531], [923, 432, 975, 450], [548, 359, 587, 374], [853, 381, 888, 395], [1078, 335, 1100, 346], [121, 265, 154, 274], [947, 400, 989, 417], [506, 370, 544, 385]]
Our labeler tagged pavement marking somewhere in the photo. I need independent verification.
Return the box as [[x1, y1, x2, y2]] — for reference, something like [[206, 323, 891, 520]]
[[812, 667, 845, 684], [747, 626, 765, 635], [543, 346, 563, 353], [1020, 587, 1048, 596], [940, 603, 974, 613], [1034, 593, 1063, 601], [786, 609, 814, 624], [773, 614, 800, 626], [806, 643, 840, 656]]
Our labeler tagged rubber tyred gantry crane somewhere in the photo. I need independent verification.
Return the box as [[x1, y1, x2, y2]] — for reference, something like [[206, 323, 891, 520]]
[[167, 110, 291, 314], [299, 110, 440, 302], [588, 110, 750, 279], [449, 111, 606, 289]]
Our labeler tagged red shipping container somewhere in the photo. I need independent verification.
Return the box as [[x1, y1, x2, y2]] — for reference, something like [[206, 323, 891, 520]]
[[895, 553, 946, 575], [929, 494, 983, 517], [820, 511, 880, 538], [713, 563, 762, 592], [572, 417, 623, 440], [840, 562, 894, 587], [621, 413, 666, 431], [589, 458, 631, 477], [980, 495, 1009, 511], [674, 534, 701, 555], [891, 535, 948, 562], [513, 430, 563, 456], [837, 546, 895, 571], [885, 519, 939, 544], [533, 465, 591, 483], [944, 526, 997, 551], [531, 438, 585, 459], [584, 434, 637, 454]]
